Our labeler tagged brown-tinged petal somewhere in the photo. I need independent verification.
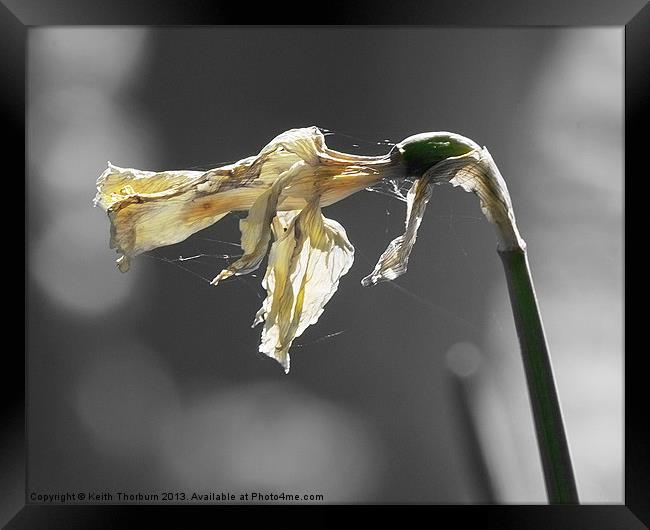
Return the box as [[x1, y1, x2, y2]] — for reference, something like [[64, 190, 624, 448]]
[[95, 128, 392, 271], [94, 163, 231, 272]]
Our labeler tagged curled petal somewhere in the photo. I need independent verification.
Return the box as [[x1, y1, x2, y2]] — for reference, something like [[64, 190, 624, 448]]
[[254, 126, 324, 166], [418, 147, 525, 252], [361, 175, 434, 286], [361, 150, 484, 287], [254, 198, 354, 373], [211, 161, 307, 284], [362, 146, 525, 286], [446, 148, 525, 251]]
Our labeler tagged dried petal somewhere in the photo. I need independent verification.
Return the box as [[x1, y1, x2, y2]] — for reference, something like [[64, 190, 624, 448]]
[[446, 148, 525, 251], [211, 160, 307, 284], [94, 163, 230, 262], [362, 175, 434, 286], [417, 146, 525, 252], [95, 127, 389, 270], [254, 197, 354, 372], [362, 145, 525, 287]]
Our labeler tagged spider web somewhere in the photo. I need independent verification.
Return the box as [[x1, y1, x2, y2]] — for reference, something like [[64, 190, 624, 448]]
[[140, 210, 262, 294]]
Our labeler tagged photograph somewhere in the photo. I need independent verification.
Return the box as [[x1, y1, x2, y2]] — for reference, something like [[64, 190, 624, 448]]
[[25, 24, 622, 504], [4, 2, 647, 527]]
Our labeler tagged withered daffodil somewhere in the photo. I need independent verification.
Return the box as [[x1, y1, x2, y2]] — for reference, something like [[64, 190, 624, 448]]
[[95, 127, 523, 372]]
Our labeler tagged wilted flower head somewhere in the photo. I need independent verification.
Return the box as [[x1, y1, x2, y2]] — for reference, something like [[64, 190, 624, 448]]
[[95, 126, 523, 372]]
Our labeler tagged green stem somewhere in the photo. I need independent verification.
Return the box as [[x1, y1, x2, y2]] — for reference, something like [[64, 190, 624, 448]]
[[498, 248, 579, 504]]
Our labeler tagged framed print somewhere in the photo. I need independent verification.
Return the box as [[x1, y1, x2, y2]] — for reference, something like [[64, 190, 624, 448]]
[[6, 1, 648, 527]]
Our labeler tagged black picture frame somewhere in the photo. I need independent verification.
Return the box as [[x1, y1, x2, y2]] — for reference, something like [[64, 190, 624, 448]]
[[7, 1, 647, 527]]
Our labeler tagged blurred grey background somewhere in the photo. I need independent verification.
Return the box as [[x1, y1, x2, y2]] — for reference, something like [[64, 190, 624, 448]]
[[26, 27, 622, 503]]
